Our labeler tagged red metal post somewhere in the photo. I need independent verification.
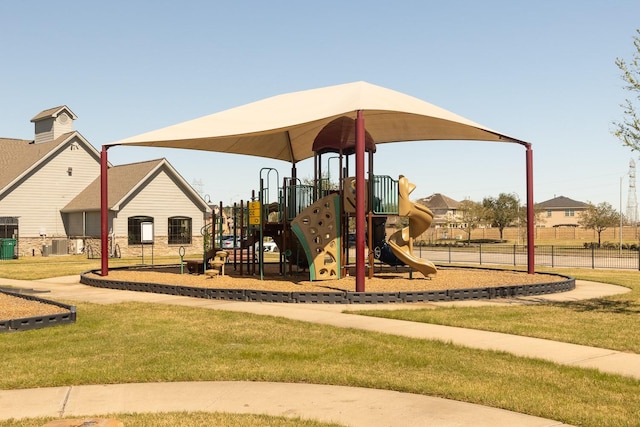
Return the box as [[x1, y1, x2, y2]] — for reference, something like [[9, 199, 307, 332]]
[[100, 145, 109, 276], [355, 111, 365, 292], [525, 143, 535, 274]]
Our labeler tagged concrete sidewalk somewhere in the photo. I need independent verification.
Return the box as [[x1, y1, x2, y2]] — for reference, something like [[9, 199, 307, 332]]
[[1, 276, 632, 426], [0, 381, 570, 426]]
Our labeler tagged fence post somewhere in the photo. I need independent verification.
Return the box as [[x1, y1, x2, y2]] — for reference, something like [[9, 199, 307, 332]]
[[479, 243, 482, 265], [513, 244, 516, 266], [551, 245, 554, 268], [448, 245, 451, 264], [592, 245, 595, 269]]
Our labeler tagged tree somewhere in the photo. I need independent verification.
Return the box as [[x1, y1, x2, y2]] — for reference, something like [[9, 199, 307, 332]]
[[482, 193, 519, 240], [457, 199, 486, 244], [613, 29, 640, 151], [578, 202, 620, 247], [301, 173, 338, 195], [515, 203, 545, 244]]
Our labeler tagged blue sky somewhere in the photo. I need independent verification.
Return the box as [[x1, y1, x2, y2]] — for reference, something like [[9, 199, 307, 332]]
[[2, 1, 639, 210]]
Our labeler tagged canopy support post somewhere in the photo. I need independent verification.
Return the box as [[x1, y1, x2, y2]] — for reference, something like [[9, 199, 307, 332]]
[[355, 111, 365, 292], [525, 143, 535, 274], [100, 145, 109, 276]]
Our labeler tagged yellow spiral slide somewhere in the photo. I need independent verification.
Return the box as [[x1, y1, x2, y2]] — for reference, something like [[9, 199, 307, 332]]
[[387, 176, 438, 277]]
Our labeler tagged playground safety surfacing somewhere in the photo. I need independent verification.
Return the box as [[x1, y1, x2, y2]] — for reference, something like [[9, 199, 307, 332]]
[[80, 264, 575, 304]]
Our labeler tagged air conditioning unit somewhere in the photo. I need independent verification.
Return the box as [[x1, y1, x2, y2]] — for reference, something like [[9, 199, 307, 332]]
[[75, 239, 84, 254], [72, 239, 84, 254], [51, 239, 69, 255]]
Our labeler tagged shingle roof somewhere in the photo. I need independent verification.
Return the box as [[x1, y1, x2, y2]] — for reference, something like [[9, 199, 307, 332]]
[[417, 193, 460, 210], [30, 105, 77, 122], [0, 133, 75, 192], [536, 196, 588, 209], [62, 159, 164, 212]]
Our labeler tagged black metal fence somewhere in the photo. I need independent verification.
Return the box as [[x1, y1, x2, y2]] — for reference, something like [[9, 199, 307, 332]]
[[418, 244, 640, 270]]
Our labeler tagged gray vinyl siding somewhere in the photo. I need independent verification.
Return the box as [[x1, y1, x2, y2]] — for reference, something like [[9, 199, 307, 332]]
[[0, 138, 99, 238], [66, 211, 114, 237], [34, 115, 74, 144], [66, 212, 84, 236], [113, 168, 205, 243], [33, 120, 55, 144], [85, 211, 102, 236]]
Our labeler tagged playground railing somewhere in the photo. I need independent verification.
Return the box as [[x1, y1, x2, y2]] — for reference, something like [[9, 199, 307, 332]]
[[285, 184, 315, 219], [371, 175, 399, 215]]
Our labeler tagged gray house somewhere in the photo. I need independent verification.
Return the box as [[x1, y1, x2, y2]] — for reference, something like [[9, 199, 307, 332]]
[[0, 106, 210, 257]]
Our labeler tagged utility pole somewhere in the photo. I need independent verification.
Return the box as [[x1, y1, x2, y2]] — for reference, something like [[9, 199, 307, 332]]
[[626, 159, 638, 224]]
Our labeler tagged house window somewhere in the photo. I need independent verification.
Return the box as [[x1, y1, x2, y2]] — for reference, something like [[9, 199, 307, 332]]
[[168, 216, 192, 244], [128, 216, 153, 244], [564, 209, 575, 217], [0, 217, 18, 238], [546, 210, 552, 217]]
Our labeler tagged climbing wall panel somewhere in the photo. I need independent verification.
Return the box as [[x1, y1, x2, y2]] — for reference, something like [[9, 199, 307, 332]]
[[291, 194, 341, 281]]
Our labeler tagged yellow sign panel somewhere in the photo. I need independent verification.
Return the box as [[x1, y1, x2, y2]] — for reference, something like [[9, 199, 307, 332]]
[[249, 201, 261, 225]]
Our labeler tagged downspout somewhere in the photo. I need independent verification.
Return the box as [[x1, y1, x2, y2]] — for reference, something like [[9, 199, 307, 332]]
[[100, 145, 109, 276], [355, 111, 365, 292]]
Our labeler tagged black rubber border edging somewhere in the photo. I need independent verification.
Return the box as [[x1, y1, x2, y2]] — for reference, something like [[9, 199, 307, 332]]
[[80, 266, 575, 305], [0, 289, 76, 333]]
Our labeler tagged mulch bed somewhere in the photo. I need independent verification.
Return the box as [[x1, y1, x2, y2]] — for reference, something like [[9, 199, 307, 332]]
[[86, 264, 565, 293]]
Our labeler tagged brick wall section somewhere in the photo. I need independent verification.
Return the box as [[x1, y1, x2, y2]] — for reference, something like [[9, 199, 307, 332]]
[[115, 236, 205, 258], [415, 225, 640, 243], [16, 236, 205, 258], [16, 237, 50, 257]]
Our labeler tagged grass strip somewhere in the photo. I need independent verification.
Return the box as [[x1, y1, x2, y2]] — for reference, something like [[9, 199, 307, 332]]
[[0, 411, 343, 427]]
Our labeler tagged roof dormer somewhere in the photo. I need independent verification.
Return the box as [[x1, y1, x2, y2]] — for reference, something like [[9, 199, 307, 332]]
[[30, 106, 77, 144]]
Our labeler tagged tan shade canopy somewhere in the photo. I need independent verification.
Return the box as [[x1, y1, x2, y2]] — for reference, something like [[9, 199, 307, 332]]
[[108, 81, 527, 162]]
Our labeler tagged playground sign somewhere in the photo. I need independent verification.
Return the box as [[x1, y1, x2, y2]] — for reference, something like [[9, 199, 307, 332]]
[[249, 201, 261, 225]]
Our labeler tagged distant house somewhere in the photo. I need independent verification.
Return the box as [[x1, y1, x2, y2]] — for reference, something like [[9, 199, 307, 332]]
[[0, 106, 210, 257], [536, 196, 589, 227], [416, 193, 462, 228]]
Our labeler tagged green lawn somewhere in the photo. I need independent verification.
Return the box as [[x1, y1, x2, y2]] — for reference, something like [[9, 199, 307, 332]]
[[0, 254, 196, 280], [2, 257, 640, 426], [356, 267, 640, 352], [0, 253, 281, 280], [2, 302, 639, 426]]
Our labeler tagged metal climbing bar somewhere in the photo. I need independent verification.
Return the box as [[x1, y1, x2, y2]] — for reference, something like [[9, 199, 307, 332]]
[[371, 175, 399, 215]]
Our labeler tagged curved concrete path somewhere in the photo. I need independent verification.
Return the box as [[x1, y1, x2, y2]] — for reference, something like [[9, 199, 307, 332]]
[[1, 381, 569, 426], [0, 276, 632, 426]]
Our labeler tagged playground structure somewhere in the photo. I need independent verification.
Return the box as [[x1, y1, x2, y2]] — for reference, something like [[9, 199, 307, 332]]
[[101, 81, 535, 293], [205, 116, 438, 282]]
